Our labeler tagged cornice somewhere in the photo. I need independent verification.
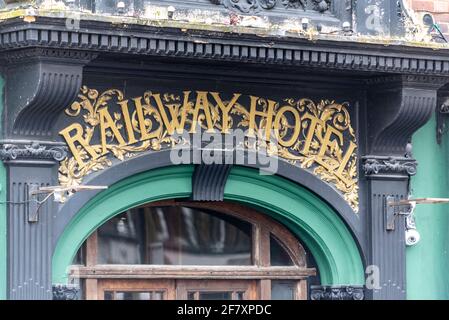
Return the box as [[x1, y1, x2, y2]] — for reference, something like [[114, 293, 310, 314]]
[[364, 75, 449, 89], [1, 17, 449, 76], [0, 47, 98, 64]]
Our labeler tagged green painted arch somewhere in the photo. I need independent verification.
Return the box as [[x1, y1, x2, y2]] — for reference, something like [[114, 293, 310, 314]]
[[52, 165, 364, 286]]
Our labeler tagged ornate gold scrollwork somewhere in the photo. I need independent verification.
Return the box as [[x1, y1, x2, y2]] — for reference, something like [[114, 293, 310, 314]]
[[58, 86, 359, 212]]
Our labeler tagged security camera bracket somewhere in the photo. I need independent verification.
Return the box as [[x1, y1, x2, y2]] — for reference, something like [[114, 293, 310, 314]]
[[385, 195, 414, 231], [27, 183, 50, 223]]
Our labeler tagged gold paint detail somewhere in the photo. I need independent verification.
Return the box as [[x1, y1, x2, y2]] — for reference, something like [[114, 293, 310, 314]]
[[58, 86, 359, 212]]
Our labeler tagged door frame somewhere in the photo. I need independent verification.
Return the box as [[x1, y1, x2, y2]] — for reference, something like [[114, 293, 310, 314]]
[[72, 200, 314, 300]]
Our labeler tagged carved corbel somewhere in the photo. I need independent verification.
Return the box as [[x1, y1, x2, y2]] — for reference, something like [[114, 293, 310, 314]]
[[310, 285, 365, 300], [52, 284, 79, 300], [362, 155, 417, 177], [0, 141, 68, 163], [1, 48, 97, 139], [192, 164, 233, 201], [367, 75, 446, 157]]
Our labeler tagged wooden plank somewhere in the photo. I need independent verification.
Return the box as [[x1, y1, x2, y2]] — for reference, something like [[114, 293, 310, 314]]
[[76, 274, 313, 280], [70, 265, 316, 279], [259, 227, 271, 267], [258, 280, 271, 300], [295, 280, 308, 300], [252, 224, 261, 266], [85, 279, 98, 300], [86, 231, 98, 266]]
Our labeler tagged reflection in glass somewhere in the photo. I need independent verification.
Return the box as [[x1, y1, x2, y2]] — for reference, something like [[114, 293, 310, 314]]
[[271, 281, 295, 300], [270, 235, 294, 266], [96, 205, 252, 265], [72, 244, 85, 265], [187, 292, 196, 300], [187, 290, 245, 300], [104, 291, 113, 300], [235, 292, 245, 300], [105, 291, 165, 300], [198, 292, 232, 300]]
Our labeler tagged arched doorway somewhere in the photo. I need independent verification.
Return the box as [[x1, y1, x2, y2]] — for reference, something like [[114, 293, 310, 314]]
[[52, 165, 365, 299], [70, 200, 317, 300]]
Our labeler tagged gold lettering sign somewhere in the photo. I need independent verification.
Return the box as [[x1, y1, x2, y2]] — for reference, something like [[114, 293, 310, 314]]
[[59, 86, 359, 212]]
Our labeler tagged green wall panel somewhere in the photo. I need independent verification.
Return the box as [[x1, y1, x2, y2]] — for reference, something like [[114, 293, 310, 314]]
[[408, 114, 449, 299]]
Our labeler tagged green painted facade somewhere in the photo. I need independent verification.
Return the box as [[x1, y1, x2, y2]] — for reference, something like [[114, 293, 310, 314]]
[[408, 114, 449, 300], [1, 81, 448, 299], [0, 76, 6, 300]]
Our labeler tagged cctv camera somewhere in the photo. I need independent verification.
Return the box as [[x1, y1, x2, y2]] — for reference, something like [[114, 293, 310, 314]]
[[405, 229, 420, 246]]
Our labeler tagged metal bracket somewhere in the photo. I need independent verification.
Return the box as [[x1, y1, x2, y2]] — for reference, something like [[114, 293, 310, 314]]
[[27, 183, 40, 223], [385, 196, 413, 231], [26, 184, 108, 223]]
